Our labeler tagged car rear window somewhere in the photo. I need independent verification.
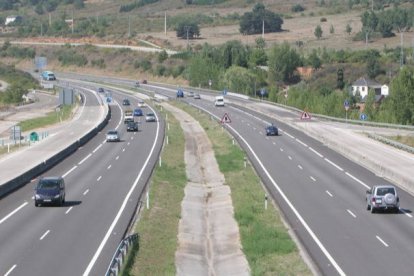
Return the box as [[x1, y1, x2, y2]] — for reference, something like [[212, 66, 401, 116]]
[[377, 187, 395, 196]]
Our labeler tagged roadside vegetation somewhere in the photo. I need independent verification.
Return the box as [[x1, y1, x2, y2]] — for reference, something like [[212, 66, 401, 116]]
[[177, 102, 311, 275], [18, 104, 74, 132], [0, 62, 38, 105], [125, 101, 311, 275], [129, 107, 185, 275]]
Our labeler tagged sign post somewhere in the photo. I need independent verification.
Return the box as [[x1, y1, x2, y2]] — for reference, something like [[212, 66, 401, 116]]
[[344, 99, 350, 122], [208, 79, 212, 90]]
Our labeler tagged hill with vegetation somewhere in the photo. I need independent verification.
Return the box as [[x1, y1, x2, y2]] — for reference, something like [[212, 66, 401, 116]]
[[0, 0, 413, 124]]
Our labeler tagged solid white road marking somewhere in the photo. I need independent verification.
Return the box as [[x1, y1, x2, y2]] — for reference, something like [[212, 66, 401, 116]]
[[62, 165, 77, 178], [309, 147, 324, 158], [324, 158, 344, 171], [310, 176, 316, 182], [347, 209, 357, 218], [83, 189, 89, 196], [192, 104, 346, 276], [83, 103, 161, 276], [65, 207, 73, 214], [40, 230, 50, 240], [97, 176, 102, 181], [326, 191, 333, 197], [296, 138, 308, 147], [400, 209, 412, 218], [0, 202, 28, 225], [376, 236, 389, 247], [93, 144, 103, 153], [78, 153, 92, 165], [284, 132, 295, 139], [4, 265, 17, 276], [345, 172, 370, 189]]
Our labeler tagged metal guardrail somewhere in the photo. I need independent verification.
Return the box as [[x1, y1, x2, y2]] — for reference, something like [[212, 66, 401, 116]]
[[105, 233, 139, 276]]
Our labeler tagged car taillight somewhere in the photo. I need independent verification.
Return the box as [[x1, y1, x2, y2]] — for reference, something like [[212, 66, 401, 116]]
[[372, 197, 376, 203]]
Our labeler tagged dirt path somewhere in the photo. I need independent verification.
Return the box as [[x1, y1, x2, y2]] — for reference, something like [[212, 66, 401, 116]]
[[162, 103, 249, 276]]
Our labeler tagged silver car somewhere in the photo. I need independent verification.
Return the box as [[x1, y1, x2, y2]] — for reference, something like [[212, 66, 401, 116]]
[[145, 112, 156, 122], [366, 185, 399, 213], [106, 130, 120, 142]]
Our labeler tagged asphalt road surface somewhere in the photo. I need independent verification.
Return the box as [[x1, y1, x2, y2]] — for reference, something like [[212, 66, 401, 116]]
[[144, 84, 414, 276], [0, 88, 164, 276]]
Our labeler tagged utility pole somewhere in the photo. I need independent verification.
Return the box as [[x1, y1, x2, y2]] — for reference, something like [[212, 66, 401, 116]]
[[49, 13, 51, 26], [40, 22, 43, 36], [128, 15, 131, 37], [184, 26, 190, 49], [400, 31, 404, 67], [71, 10, 74, 34], [164, 12, 167, 36], [262, 20, 264, 39]]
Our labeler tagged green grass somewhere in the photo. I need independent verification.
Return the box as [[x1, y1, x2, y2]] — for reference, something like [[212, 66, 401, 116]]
[[18, 105, 74, 132], [177, 102, 311, 276], [127, 107, 186, 275], [387, 135, 414, 148]]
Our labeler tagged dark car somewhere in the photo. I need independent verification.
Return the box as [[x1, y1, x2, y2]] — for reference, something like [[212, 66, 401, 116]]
[[34, 176, 65, 206], [127, 121, 139, 132], [133, 108, 143, 116], [142, 80, 147, 84], [122, 99, 130, 106], [98, 87, 104, 93], [177, 89, 184, 98], [265, 125, 278, 136]]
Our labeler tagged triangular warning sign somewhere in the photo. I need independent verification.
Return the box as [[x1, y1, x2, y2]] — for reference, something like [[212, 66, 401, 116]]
[[300, 111, 311, 120], [221, 113, 232, 124]]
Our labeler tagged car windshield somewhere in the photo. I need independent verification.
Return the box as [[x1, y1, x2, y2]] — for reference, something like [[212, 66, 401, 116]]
[[38, 180, 59, 189], [108, 131, 117, 135], [147, 113, 154, 116], [377, 187, 395, 196]]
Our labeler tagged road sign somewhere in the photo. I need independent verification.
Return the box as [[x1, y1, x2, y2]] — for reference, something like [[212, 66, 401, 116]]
[[300, 111, 311, 120], [360, 113, 368, 121], [344, 99, 350, 111], [260, 88, 265, 96], [220, 113, 232, 124], [34, 56, 47, 70]]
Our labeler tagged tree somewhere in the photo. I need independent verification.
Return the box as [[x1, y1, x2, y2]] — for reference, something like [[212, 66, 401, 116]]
[[268, 42, 302, 83], [314, 25, 323, 40], [364, 89, 376, 120], [337, 68, 345, 89], [388, 67, 414, 124], [176, 21, 200, 40], [308, 49, 322, 70], [345, 23, 352, 35], [366, 54, 381, 79], [220, 66, 256, 95], [157, 50, 168, 63], [220, 40, 249, 69], [239, 3, 283, 35]]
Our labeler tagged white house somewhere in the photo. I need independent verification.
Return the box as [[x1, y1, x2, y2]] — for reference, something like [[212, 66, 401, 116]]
[[5, 16, 21, 25], [351, 77, 389, 101]]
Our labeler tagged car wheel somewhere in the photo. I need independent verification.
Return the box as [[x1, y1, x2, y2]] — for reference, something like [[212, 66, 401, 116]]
[[367, 203, 371, 210], [35, 201, 39, 207], [371, 206, 376, 213], [395, 207, 399, 213]]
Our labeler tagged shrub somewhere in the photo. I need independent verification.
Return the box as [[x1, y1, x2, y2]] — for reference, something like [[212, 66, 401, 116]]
[[291, 4, 305, 13]]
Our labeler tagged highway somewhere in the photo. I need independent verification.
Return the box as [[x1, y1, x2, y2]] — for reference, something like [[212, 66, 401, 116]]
[[3, 72, 414, 275], [142, 85, 414, 275], [0, 88, 164, 275]]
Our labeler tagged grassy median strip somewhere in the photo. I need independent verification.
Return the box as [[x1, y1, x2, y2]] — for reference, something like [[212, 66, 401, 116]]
[[18, 105, 74, 132], [177, 102, 311, 276], [126, 108, 186, 275]]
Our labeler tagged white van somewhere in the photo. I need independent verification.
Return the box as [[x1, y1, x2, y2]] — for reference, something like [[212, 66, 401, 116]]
[[215, 95, 225, 107]]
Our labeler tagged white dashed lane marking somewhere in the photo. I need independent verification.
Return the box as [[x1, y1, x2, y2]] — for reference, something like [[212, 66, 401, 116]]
[[326, 191, 333, 197], [347, 209, 357, 218], [376, 236, 389, 247], [40, 230, 50, 240]]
